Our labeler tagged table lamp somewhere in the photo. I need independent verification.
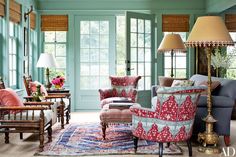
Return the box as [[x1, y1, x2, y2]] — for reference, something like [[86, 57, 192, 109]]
[[158, 33, 186, 77], [186, 16, 234, 154], [36, 53, 57, 90]]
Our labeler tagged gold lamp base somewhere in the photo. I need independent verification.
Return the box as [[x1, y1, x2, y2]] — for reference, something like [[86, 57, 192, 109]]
[[45, 67, 52, 90], [198, 146, 221, 154], [197, 114, 220, 154]]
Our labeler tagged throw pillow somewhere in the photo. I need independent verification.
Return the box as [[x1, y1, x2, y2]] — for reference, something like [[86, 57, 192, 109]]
[[29, 81, 48, 96], [158, 76, 174, 87], [199, 81, 221, 94], [0, 88, 24, 107], [171, 80, 194, 87]]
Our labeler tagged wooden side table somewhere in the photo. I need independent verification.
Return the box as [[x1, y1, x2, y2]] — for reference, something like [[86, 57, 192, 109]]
[[47, 89, 70, 94], [46, 88, 71, 126]]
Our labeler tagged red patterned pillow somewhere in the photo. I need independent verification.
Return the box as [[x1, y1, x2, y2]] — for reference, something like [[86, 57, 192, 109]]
[[0, 88, 24, 108], [29, 81, 48, 96]]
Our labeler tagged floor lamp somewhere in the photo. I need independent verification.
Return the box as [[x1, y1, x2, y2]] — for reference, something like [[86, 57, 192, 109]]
[[186, 16, 234, 154], [158, 34, 186, 77], [36, 53, 57, 90]]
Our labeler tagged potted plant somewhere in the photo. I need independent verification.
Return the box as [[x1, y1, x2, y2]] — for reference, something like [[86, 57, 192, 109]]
[[51, 76, 65, 89]]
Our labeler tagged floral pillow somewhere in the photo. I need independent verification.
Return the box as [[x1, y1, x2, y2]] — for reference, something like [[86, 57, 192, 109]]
[[171, 80, 194, 87], [29, 81, 48, 96]]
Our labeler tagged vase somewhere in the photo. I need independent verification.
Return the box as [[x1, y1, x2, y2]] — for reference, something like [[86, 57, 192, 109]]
[[55, 85, 62, 89], [32, 85, 43, 102]]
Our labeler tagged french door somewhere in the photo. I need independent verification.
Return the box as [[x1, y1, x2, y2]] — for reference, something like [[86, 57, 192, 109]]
[[75, 16, 115, 110], [126, 12, 155, 106]]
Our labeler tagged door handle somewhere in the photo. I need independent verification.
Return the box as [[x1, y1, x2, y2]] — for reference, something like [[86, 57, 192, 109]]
[[127, 68, 134, 71]]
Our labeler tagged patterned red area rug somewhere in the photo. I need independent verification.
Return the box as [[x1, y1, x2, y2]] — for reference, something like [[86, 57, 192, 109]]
[[35, 123, 182, 156]]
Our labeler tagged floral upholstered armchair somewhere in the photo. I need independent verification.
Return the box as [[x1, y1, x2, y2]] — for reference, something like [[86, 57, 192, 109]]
[[98, 76, 141, 108], [130, 86, 206, 157]]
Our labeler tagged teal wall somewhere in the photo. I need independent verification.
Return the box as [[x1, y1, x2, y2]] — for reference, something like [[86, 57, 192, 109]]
[[206, 0, 236, 13], [36, 0, 205, 11]]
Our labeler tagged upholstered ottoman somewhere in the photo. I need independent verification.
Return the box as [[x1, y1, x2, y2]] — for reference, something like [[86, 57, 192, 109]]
[[100, 103, 140, 140]]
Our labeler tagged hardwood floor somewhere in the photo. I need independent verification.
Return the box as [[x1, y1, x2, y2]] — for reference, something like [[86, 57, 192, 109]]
[[0, 111, 235, 157]]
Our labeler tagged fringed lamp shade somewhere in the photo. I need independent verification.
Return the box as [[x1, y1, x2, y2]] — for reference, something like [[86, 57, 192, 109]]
[[158, 34, 187, 53], [185, 16, 234, 153], [186, 16, 234, 47]]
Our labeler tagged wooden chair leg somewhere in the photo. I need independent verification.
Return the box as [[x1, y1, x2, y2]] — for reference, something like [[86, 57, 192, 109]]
[[61, 102, 65, 129], [58, 112, 61, 122], [101, 122, 107, 140], [224, 135, 230, 146], [159, 142, 163, 157], [66, 110, 69, 124], [186, 139, 192, 157], [20, 133, 23, 140], [133, 136, 138, 153], [68, 97, 71, 120], [5, 128, 9, 144], [47, 121, 52, 142], [166, 142, 170, 148], [39, 130, 44, 152], [39, 111, 44, 152]]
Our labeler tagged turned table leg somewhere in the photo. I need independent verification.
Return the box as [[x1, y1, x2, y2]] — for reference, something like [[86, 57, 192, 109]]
[[101, 122, 107, 140]]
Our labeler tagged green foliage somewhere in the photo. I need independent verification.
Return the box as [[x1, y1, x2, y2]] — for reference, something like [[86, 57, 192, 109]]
[[226, 69, 236, 79]]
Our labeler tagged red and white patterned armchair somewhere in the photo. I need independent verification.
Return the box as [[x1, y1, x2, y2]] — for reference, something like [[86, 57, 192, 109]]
[[98, 76, 141, 108], [130, 86, 206, 157]]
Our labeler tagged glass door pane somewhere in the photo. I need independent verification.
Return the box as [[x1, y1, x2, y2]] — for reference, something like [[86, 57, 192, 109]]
[[80, 20, 110, 89], [126, 12, 155, 90]]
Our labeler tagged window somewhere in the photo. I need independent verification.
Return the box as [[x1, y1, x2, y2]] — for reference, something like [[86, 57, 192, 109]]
[[44, 31, 67, 79], [29, 29, 36, 75], [116, 16, 126, 76], [226, 32, 236, 79], [9, 22, 17, 87], [164, 32, 187, 78]]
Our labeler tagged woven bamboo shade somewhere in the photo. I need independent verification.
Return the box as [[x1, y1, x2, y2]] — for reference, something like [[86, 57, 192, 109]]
[[0, 0, 5, 17], [30, 12, 36, 30], [41, 15, 68, 31], [162, 15, 189, 32], [225, 14, 236, 32], [9, 0, 21, 24]]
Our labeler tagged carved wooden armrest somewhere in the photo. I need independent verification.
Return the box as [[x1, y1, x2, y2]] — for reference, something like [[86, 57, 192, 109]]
[[48, 93, 71, 98], [45, 95, 67, 99], [23, 101, 54, 108], [47, 93, 70, 98], [0, 106, 48, 110]]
